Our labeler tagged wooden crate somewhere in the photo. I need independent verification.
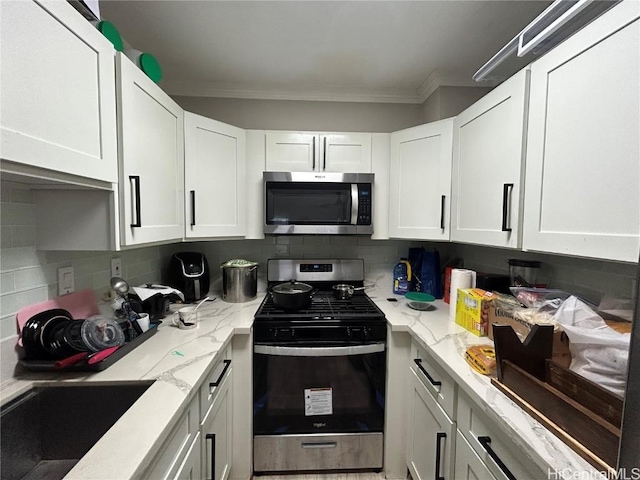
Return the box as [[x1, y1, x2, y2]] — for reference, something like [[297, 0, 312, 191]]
[[492, 359, 622, 472]]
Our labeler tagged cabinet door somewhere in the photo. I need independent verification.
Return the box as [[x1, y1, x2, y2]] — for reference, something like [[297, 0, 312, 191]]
[[0, 0, 117, 182], [451, 69, 529, 249], [117, 53, 185, 246], [457, 390, 545, 480], [173, 434, 202, 480], [320, 133, 372, 172], [454, 431, 497, 480], [201, 369, 233, 480], [265, 131, 318, 171], [406, 368, 455, 480], [142, 396, 200, 480], [523, 1, 640, 262], [184, 113, 246, 238], [389, 119, 453, 240]]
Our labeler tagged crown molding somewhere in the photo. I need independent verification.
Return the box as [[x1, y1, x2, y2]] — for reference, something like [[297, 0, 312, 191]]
[[161, 74, 496, 105], [417, 70, 496, 103], [162, 81, 423, 104]]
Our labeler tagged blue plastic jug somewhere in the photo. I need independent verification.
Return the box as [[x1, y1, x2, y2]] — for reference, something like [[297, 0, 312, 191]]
[[393, 259, 412, 294]]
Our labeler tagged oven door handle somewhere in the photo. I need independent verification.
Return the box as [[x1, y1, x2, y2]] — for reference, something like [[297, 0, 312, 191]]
[[254, 343, 385, 357]]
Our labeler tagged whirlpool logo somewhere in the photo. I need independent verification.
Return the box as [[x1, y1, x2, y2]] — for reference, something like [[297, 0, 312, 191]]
[[313, 422, 327, 429]]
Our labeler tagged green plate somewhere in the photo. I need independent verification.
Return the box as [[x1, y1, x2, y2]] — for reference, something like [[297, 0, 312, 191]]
[[405, 292, 435, 302]]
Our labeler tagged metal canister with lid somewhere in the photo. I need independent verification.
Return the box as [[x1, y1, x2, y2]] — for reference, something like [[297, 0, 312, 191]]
[[220, 259, 259, 303]]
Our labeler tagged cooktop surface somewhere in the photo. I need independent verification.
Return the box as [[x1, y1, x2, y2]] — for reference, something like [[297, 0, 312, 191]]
[[255, 290, 384, 320]]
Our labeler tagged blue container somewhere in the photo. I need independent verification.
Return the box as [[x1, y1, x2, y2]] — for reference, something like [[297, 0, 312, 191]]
[[393, 259, 411, 294]]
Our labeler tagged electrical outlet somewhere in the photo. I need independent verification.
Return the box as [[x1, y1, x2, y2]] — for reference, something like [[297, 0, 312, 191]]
[[58, 266, 74, 295], [111, 257, 122, 278]]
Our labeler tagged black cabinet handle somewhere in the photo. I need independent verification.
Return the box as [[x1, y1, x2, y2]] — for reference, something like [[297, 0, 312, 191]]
[[206, 433, 216, 480], [440, 195, 446, 230], [323, 137, 327, 171], [414, 358, 442, 387], [209, 359, 231, 390], [312, 136, 316, 170], [129, 175, 141, 227], [501, 183, 514, 232], [478, 436, 516, 480], [190, 190, 196, 226], [434, 432, 446, 480]]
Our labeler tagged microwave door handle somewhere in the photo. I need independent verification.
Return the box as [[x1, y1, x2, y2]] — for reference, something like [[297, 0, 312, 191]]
[[351, 184, 359, 225], [254, 343, 385, 357], [312, 136, 316, 170]]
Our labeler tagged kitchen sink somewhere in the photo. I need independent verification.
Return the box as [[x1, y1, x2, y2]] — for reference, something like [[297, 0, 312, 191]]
[[1, 381, 154, 480]]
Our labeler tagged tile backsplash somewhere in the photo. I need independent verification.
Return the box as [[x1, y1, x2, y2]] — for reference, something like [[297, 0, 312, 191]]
[[1, 180, 637, 383], [448, 243, 638, 305]]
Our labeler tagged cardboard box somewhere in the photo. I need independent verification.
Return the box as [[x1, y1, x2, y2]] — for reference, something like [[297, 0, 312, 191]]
[[488, 303, 571, 367], [455, 288, 494, 336]]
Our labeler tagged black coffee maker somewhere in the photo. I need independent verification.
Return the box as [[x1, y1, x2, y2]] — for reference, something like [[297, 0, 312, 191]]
[[165, 252, 210, 303]]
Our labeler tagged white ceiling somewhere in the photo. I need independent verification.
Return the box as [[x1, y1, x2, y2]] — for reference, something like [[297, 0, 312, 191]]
[[100, 0, 551, 104]]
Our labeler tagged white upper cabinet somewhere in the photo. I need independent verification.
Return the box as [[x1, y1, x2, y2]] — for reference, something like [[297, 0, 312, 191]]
[[265, 131, 372, 172], [184, 113, 246, 239], [451, 69, 529, 249], [0, 0, 117, 183], [117, 53, 184, 246], [389, 119, 453, 240], [321, 133, 372, 172], [523, 0, 640, 263]]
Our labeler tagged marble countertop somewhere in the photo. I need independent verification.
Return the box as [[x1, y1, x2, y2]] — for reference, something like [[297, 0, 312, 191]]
[[364, 271, 597, 476], [1, 276, 597, 479]]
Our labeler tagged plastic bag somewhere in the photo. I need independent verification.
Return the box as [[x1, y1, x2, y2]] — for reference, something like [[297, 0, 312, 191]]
[[553, 296, 630, 397], [509, 287, 571, 309]]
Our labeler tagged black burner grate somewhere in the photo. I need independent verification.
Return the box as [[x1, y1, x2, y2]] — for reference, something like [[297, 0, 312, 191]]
[[255, 291, 384, 320]]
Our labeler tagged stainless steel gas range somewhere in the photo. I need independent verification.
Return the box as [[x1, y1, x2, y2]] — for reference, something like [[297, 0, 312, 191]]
[[252, 259, 387, 474]]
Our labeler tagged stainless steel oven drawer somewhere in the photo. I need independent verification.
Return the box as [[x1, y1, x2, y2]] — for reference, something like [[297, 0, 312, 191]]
[[254, 432, 383, 472]]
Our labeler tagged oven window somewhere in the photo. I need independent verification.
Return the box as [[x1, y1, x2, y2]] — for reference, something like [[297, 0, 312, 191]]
[[253, 351, 385, 435], [265, 183, 352, 225]]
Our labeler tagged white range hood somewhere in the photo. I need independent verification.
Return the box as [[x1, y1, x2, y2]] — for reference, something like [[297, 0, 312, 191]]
[[474, 0, 621, 82]]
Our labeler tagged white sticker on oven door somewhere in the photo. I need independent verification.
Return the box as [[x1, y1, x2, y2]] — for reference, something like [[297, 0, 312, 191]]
[[304, 388, 333, 416]]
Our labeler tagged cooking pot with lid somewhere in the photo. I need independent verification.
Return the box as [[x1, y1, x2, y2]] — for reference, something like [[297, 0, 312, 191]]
[[271, 280, 314, 310], [221, 259, 259, 303]]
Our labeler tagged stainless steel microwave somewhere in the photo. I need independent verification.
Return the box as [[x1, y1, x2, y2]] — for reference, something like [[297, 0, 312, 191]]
[[264, 172, 374, 235]]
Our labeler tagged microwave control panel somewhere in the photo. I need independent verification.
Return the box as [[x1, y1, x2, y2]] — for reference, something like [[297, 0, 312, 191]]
[[357, 184, 372, 225]]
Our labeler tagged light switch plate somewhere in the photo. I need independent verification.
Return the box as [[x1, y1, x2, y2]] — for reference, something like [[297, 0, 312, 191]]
[[58, 266, 74, 295]]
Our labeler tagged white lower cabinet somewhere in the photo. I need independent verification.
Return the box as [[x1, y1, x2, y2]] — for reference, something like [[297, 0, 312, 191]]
[[454, 430, 496, 480], [143, 396, 200, 480], [175, 433, 203, 480], [456, 390, 545, 480], [407, 340, 456, 480], [406, 338, 548, 480], [407, 367, 455, 480], [143, 349, 233, 480], [200, 355, 233, 480]]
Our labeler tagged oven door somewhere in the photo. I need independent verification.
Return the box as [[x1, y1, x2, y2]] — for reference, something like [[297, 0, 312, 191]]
[[253, 342, 386, 436]]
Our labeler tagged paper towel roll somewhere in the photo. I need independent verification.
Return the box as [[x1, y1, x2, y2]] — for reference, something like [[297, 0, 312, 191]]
[[449, 269, 476, 318]]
